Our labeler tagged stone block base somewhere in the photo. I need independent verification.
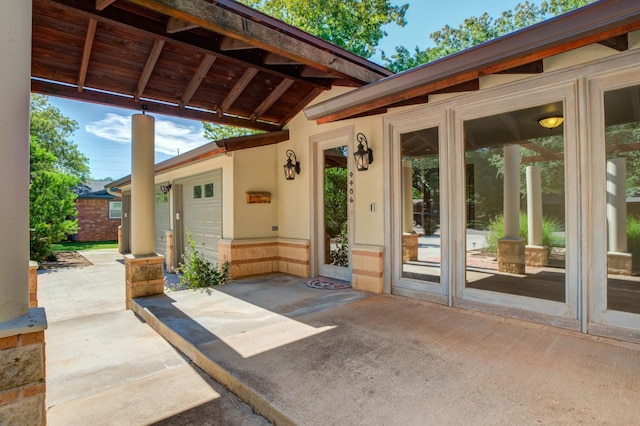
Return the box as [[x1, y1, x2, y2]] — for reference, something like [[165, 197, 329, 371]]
[[165, 231, 175, 273], [607, 251, 632, 276], [29, 261, 38, 308], [498, 238, 526, 274], [0, 309, 47, 426], [525, 245, 548, 267], [352, 246, 384, 293], [124, 254, 165, 309], [402, 233, 419, 263], [218, 238, 310, 279]]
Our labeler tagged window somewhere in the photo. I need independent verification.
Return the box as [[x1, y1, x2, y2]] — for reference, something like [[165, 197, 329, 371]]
[[193, 185, 202, 199], [109, 201, 122, 219], [205, 183, 214, 198], [156, 192, 168, 203]]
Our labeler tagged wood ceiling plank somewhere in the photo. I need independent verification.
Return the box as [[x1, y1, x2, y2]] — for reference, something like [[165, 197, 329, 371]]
[[251, 78, 294, 121], [135, 39, 165, 100], [166, 16, 199, 33], [220, 68, 258, 113], [96, 0, 116, 11], [32, 78, 281, 132], [78, 18, 97, 92], [180, 53, 216, 108]]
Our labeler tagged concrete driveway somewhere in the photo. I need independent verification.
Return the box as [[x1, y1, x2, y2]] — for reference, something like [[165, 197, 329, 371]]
[[38, 248, 268, 426]]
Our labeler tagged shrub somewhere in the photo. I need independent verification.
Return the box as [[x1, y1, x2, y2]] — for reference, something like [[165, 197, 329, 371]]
[[484, 212, 564, 255], [177, 233, 229, 288], [627, 215, 640, 272]]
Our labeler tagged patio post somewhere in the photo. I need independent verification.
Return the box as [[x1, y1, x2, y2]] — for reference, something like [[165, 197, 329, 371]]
[[124, 113, 164, 309], [0, 1, 47, 424], [402, 160, 418, 262], [498, 144, 525, 273], [525, 165, 548, 266], [606, 157, 632, 275]]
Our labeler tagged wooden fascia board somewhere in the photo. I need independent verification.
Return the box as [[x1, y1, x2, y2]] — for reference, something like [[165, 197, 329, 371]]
[[306, 1, 640, 123], [77, 19, 97, 92], [180, 54, 217, 108], [135, 39, 165, 100], [217, 130, 290, 152], [31, 79, 282, 132], [125, 0, 385, 83]]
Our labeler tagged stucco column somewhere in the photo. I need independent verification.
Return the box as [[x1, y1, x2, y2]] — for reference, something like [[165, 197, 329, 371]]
[[498, 145, 525, 274], [125, 113, 164, 309], [526, 166, 543, 246], [0, 3, 48, 425], [0, 0, 31, 323], [130, 113, 156, 256], [503, 145, 521, 238], [402, 160, 414, 233], [607, 158, 627, 253]]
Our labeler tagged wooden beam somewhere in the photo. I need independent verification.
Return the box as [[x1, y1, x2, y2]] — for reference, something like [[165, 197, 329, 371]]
[[496, 60, 544, 74], [125, 0, 385, 83], [263, 53, 303, 65], [166, 16, 199, 34], [598, 34, 628, 51], [95, 0, 115, 10], [219, 37, 255, 51], [77, 18, 97, 93], [180, 54, 217, 108], [220, 68, 258, 113], [135, 39, 165, 100], [32, 79, 281, 132], [251, 78, 294, 121], [278, 87, 324, 126], [216, 130, 290, 152], [299, 66, 342, 79]]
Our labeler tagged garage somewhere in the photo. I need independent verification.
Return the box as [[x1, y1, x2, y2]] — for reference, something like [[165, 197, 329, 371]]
[[180, 170, 222, 263]]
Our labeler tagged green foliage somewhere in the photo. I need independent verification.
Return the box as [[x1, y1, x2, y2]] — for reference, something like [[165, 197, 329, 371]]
[[484, 212, 564, 255], [202, 122, 262, 141], [30, 94, 88, 178], [324, 165, 348, 237], [627, 216, 640, 273], [239, 0, 407, 58], [383, 0, 594, 72], [29, 137, 81, 261], [178, 233, 230, 288]]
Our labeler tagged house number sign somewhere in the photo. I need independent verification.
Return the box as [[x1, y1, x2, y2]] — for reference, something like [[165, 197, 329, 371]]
[[349, 171, 354, 203]]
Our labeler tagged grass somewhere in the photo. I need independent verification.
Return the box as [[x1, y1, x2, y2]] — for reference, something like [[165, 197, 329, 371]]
[[51, 240, 118, 252]]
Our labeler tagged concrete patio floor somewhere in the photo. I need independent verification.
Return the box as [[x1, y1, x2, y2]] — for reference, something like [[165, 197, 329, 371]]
[[39, 248, 640, 425], [134, 273, 640, 425]]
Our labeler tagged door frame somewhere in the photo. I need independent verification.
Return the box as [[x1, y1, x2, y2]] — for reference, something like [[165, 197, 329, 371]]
[[310, 126, 355, 281]]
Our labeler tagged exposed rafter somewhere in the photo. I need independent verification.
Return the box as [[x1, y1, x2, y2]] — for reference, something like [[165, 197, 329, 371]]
[[95, 0, 115, 11], [219, 37, 255, 51], [135, 39, 165, 100], [166, 16, 199, 34], [219, 68, 258, 114], [180, 54, 217, 109], [598, 34, 628, 51], [251, 79, 294, 121], [77, 18, 97, 92]]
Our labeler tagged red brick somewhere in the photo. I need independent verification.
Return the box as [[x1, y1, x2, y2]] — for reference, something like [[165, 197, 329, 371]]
[[20, 332, 44, 346], [21, 383, 45, 398], [0, 389, 19, 405], [75, 198, 120, 242], [0, 336, 18, 350]]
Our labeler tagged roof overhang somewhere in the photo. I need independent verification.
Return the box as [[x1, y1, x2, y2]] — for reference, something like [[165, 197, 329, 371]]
[[304, 0, 640, 123]]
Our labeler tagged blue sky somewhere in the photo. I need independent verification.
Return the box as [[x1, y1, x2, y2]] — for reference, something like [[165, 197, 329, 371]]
[[47, 0, 544, 180]]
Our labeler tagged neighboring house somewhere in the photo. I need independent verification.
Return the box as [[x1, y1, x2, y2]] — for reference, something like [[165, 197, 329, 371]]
[[107, 1, 640, 344], [74, 179, 121, 242]]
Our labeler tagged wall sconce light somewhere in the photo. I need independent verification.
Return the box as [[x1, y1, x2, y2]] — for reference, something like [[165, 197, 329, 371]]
[[353, 132, 373, 171], [160, 184, 172, 193], [538, 115, 563, 129], [283, 149, 300, 180]]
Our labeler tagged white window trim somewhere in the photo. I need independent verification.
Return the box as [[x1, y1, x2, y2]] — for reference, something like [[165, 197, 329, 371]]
[[109, 201, 122, 219]]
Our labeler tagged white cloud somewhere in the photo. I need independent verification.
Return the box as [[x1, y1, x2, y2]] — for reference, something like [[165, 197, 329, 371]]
[[85, 113, 208, 156]]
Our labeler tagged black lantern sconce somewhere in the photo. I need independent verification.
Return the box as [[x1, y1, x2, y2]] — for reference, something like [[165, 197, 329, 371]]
[[353, 132, 373, 171], [160, 184, 172, 193], [283, 149, 300, 180]]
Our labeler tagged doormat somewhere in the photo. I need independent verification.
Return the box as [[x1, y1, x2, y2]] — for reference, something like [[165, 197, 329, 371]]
[[305, 277, 352, 290]]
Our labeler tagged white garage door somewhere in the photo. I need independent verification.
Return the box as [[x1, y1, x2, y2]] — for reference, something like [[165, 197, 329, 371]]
[[155, 186, 170, 255], [181, 170, 222, 263]]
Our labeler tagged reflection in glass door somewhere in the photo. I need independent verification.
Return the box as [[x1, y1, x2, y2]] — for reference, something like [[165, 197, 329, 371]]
[[318, 143, 351, 281], [400, 128, 441, 283]]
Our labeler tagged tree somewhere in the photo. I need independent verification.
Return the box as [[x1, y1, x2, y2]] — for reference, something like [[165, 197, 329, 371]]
[[202, 122, 262, 141], [238, 0, 408, 59], [383, 0, 595, 72], [29, 96, 88, 260]]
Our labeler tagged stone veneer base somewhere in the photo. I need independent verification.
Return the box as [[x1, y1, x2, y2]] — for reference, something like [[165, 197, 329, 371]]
[[498, 238, 526, 274], [525, 245, 548, 267], [124, 254, 165, 309], [607, 251, 632, 276], [0, 308, 47, 426], [352, 245, 384, 293]]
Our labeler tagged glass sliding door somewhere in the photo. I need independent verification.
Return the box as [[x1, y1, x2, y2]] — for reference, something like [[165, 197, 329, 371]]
[[462, 101, 569, 304]]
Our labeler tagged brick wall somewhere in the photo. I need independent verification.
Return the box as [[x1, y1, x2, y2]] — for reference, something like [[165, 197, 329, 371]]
[[76, 198, 120, 242]]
